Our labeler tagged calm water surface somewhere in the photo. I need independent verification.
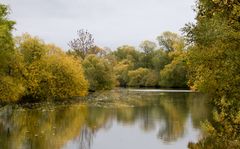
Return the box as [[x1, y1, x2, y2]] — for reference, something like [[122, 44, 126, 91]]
[[0, 88, 210, 149]]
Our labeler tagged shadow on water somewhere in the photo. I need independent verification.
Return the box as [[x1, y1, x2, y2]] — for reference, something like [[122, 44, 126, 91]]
[[0, 88, 211, 149]]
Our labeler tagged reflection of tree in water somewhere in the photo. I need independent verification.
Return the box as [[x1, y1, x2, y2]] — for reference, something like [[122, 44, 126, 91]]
[[0, 106, 13, 149], [157, 93, 189, 142], [87, 91, 208, 144], [89, 91, 193, 142], [0, 90, 210, 148], [139, 107, 156, 132], [66, 126, 95, 149], [0, 103, 89, 149], [156, 93, 210, 142], [79, 126, 94, 149], [187, 93, 211, 129]]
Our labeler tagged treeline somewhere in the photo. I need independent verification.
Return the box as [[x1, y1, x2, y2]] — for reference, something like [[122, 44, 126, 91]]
[[68, 30, 188, 89], [0, 4, 189, 103], [186, 0, 240, 148]]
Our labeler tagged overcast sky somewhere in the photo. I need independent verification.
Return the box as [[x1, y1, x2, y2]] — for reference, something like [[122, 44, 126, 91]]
[[2, 0, 196, 50]]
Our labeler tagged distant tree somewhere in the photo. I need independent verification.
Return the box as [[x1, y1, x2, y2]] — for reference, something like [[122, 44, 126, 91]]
[[156, 32, 185, 52], [127, 67, 150, 87], [139, 40, 156, 54], [159, 46, 188, 88], [83, 54, 116, 91], [144, 70, 159, 87], [159, 59, 188, 88], [87, 46, 107, 57], [68, 29, 95, 59], [114, 45, 138, 60], [111, 33, 188, 88], [151, 49, 171, 71], [113, 45, 141, 68], [114, 60, 134, 86], [139, 40, 156, 68]]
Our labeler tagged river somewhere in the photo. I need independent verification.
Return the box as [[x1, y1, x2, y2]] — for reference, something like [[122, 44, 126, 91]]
[[0, 88, 210, 149]]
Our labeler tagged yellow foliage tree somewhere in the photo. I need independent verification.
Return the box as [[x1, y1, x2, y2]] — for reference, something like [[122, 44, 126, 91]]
[[17, 34, 88, 100]]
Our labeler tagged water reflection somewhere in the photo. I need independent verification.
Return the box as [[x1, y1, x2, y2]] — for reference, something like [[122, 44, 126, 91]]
[[0, 89, 210, 149]]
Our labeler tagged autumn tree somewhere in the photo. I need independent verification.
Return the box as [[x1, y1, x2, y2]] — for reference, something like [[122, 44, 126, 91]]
[[185, 0, 240, 148], [17, 34, 88, 100], [0, 4, 24, 102]]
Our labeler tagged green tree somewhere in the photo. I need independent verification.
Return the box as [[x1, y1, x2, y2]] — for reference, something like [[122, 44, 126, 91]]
[[139, 40, 156, 68], [113, 45, 140, 68], [151, 49, 171, 71]]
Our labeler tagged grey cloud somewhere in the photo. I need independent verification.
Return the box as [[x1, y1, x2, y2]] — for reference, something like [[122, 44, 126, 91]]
[[2, 0, 196, 50]]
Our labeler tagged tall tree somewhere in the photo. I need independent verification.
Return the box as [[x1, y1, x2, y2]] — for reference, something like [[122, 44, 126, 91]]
[[0, 4, 24, 102], [185, 0, 240, 148]]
